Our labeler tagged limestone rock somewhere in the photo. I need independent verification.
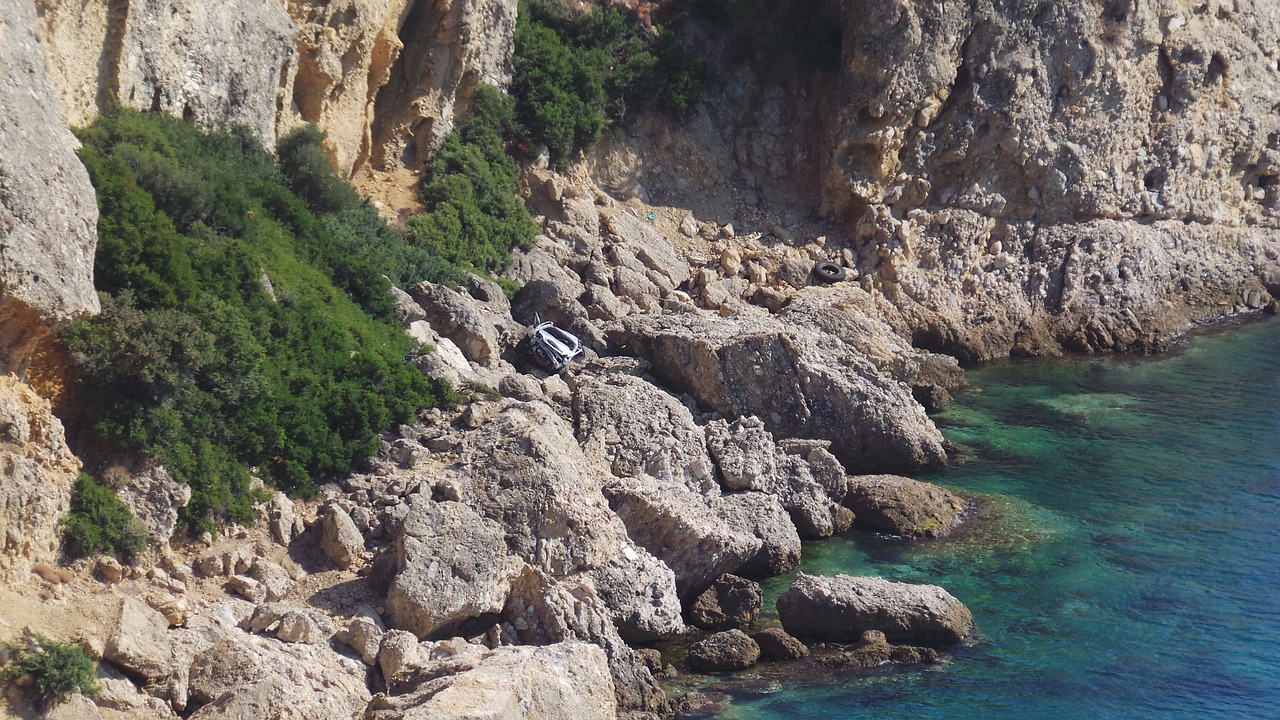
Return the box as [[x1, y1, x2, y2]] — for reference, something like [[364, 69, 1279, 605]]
[[603, 473, 760, 600], [751, 627, 809, 661], [385, 499, 522, 638], [714, 492, 802, 576], [575, 373, 716, 495], [408, 281, 515, 367], [41, 694, 102, 720], [0, 0, 100, 373], [266, 492, 303, 547], [320, 504, 365, 569], [502, 565, 666, 714], [816, 629, 939, 669], [116, 466, 191, 546], [117, 0, 295, 147], [616, 313, 946, 474], [844, 474, 967, 538], [777, 574, 973, 645], [365, 643, 616, 720], [337, 615, 385, 666], [0, 377, 80, 581], [603, 211, 691, 288], [104, 599, 173, 683], [451, 401, 684, 641], [688, 574, 763, 632], [686, 629, 760, 672], [377, 629, 422, 682]]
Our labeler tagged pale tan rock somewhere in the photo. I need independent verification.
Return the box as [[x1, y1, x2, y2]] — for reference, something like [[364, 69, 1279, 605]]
[[320, 504, 364, 569], [365, 643, 616, 720], [777, 574, 973, 645], [104, 599, 173, 683]]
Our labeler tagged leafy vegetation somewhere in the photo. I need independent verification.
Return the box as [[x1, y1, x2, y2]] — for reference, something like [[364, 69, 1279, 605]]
[[67, 108, 445, 533], [405, 87, 538, 274], [61, 473, 148, 562], [1, 635, 98, 707], [511, 0, 703, 166]]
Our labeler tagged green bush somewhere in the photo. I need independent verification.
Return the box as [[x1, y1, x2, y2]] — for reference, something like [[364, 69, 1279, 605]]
[[511, 1, 703, 166], [61, 473, 148, 562], [68, 107, 444, 533], [1, 634, 98, 707], [406, 87, 538, 273]]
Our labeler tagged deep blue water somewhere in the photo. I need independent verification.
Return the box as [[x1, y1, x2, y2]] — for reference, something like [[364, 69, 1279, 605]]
[[709, 316, 1280, 720]]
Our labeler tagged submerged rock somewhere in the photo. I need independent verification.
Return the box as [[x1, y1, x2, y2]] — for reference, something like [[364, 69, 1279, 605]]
[[776, 574, 973, 645], [815, 630, 940, 668], [751, 628, 809, 661]]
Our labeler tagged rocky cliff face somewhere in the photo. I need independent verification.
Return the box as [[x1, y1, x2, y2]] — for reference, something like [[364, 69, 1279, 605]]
[[1, 0, 97, 581], [34, 0, 515, 175], [814, 0, 1280, 358]]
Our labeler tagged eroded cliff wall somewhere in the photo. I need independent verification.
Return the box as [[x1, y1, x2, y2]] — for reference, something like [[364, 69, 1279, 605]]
[[821, 0, 1280, 358], [0, 0, 98, 580]]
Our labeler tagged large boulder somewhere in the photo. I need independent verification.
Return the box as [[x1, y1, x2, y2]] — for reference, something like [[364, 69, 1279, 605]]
[[408, 281, 517, 367], [364, 643, 617, 720], [319, 504, 365, 569], [502, 566, 665, 714], [714, 492, 802, 576], [616, 313, 946, 474], [386, 499, 523, 639], [116, 466, 191, 546], [844, 474, 967, 538], [776, 574, 973, 645], [603, 473, 760, 600], [688, 574, 763, 632], [575, 373, 717, 496], [104, 599, 174, 683], [751, 627, 809, 661], [686, 629, 760, 672], [451, 401, 684, 641]]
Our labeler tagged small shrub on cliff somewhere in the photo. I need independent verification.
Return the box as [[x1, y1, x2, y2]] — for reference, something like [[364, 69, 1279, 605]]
[[0, 634, 98, 707], [512, 1, 703, 165], [70, 108, 443, 533], [61, 473, 148, 562], [406, 86, 538, 273]]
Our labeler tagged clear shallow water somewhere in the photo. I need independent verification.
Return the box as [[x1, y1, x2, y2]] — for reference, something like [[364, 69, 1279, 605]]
[[716, 317, 1280, 720]]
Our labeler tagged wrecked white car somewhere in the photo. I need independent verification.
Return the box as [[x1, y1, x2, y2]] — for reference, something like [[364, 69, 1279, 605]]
[[527, 320, 582, 373]]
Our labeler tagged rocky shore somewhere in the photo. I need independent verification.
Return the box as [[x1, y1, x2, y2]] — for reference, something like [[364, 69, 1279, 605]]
[[5, 0, 1280, 718]]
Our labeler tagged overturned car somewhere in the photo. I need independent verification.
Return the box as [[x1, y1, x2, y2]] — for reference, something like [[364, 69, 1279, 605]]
[[527, 320, 582, 373]]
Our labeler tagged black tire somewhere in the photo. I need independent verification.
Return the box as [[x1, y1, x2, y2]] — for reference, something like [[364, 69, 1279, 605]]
[[813, 261, 847, 283]]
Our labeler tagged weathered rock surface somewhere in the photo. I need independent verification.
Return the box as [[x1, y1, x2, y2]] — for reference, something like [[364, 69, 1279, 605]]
[[777, 574, 973, 645], [752, 627, 809, 661], [714, 492, 802, 576], [502, 565, 666, 714], [815, 629, 939, 669], [686, 629, 760, 672], [116, 466, 191, 546], [1, 0, 100, 374], [104, 599, 174, 683], [822, 0, 1280, 359], [688, 574, 763, 632], [0, 375, 80, 581], [615, 313, 947, 474], [844, 474, 967, 538], [603, 473, 760, 600], [320, 504, 365, 569], [364, 642, 616, 720], [574, 373, 716, 495], [385, 498, 523, 638], [408, 280, 517, 367], [451, 401, 684, 641]]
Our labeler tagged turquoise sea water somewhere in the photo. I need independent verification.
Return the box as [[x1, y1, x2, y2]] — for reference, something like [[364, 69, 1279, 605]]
[[712, 317, 1280, 720]]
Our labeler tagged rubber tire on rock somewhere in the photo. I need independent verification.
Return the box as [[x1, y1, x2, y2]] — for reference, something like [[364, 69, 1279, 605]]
[[813, 261, 847, 283]]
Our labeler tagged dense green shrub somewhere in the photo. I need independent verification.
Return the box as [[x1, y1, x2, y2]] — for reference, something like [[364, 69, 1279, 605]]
[[511, 1, 703, 166], [406, 87, 538, 273], [1, 634, 98, 707], [68, 108, 444, 533], [61, 473, 148, 562]]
